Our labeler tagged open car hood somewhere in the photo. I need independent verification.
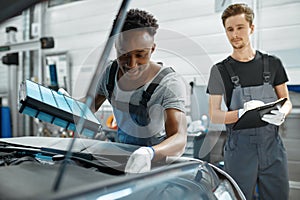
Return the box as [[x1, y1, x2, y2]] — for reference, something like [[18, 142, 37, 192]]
[[0, 136, 137, 156], [0, 136, 245, 200], [0, 136, 137, 199]]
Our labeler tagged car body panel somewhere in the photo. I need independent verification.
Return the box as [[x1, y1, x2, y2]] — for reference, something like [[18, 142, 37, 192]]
[[0, 137, 245, 200]]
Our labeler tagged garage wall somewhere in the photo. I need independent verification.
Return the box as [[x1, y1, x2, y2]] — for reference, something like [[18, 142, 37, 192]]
[[40, 0, 227, 95], [38, 0, 300, 97], [0, 0, 300, 94], [0, 15, 23, 97]]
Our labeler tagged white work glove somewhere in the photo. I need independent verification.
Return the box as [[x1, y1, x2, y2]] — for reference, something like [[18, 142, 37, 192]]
[[125, 147, 155, 174], [262, 109, 285, 126], [238, 100, 265, 118], [57, 88, 71, 97], [238, 109, 245, 118]]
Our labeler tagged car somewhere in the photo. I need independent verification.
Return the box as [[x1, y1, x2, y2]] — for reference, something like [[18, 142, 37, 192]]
[[0, 136, 245, 200], [1, 1, 245, 199]]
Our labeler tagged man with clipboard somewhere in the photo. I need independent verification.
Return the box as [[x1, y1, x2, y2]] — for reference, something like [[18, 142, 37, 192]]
[[207, 3, 292, 200]]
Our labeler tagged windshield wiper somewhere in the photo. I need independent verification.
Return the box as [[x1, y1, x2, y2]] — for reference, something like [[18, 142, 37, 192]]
[[52, 0, 132, 192]]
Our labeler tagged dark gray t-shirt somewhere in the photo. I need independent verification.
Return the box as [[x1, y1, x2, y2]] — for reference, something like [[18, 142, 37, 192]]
[[207, 51, 288, 108]]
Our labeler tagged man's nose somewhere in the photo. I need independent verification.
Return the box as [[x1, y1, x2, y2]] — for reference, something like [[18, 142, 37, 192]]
[[233, 29, 239, 38], [127, 55, 137, 68]]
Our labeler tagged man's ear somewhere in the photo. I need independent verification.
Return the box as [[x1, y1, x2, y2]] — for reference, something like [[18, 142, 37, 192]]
[[151, 43, 156, 53], [250, 24, 255, 34]]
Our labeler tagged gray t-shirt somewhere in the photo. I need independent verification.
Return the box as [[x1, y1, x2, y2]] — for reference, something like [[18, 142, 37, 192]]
[[97, 62, 187, 139]]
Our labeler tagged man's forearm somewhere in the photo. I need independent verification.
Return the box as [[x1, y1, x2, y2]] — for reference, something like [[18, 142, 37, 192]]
[[152, 132, 187, 161], [210, 109, 239, 124]]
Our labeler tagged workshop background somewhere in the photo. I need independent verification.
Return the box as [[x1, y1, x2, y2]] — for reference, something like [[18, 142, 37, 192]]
[[0, 0, 300, 199]]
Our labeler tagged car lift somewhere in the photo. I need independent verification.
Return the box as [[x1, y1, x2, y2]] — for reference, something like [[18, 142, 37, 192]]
[[0, 26, 54, 138]]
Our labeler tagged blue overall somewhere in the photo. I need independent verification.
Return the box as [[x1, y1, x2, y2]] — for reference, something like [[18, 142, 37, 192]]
[[224, 58, 289, 200]]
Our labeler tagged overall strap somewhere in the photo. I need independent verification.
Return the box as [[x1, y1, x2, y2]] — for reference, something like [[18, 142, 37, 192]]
[[106, 60, 118, 102], [262, 53, 271, 83], [224, 58, 241, 87], [106, 61, 175, 106], [140, 67, 175, 106]]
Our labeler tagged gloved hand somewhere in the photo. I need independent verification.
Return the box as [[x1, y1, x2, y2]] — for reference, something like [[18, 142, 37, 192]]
[[238, 109, 245, 118], [57, 88, 71, 97], [262, 109, 285, 126], [238, 100, 265, 118], [125, 147, 155, 174]]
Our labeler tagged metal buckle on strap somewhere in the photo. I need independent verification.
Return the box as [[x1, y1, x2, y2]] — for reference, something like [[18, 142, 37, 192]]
[[231, 76, 240, 86], [263, 72, 271, 83]]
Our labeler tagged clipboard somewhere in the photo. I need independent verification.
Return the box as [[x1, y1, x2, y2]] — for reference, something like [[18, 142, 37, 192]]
[[232, 98, 287, 130]]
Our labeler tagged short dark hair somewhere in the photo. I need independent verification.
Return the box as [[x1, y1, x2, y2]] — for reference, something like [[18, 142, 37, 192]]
[[115, 9, 159, 36], [221, 3, 254, 27]]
